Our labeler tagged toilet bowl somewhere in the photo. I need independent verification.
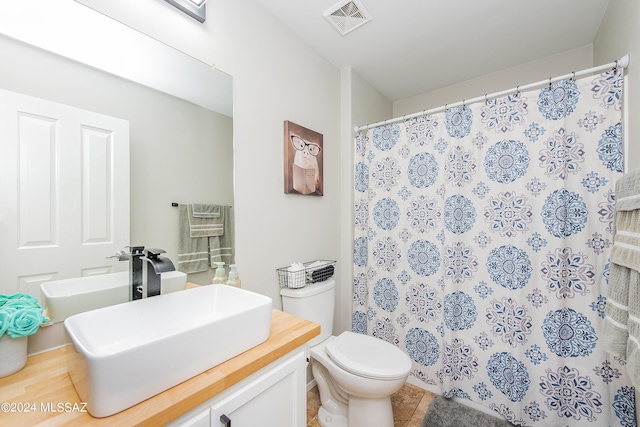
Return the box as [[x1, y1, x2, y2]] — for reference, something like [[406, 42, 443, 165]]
[[311, 331, 412, 427], [280, 279, 412, 427]]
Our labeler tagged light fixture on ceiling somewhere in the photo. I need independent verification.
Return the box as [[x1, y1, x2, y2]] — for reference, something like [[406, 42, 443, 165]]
[[164, 0, 207, 23]]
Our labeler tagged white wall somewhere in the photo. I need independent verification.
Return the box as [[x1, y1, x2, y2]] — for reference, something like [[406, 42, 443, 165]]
[[216, 0, 342, 307], [338, 67, 393, 332], [349, 69, 394, 130], [81, 0, 344, 308], [393, 44, 594, 117], [594, 0, 640, 170]]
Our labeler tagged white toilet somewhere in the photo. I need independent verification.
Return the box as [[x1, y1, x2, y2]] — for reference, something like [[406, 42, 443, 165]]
[[281, 279, 412, 427]]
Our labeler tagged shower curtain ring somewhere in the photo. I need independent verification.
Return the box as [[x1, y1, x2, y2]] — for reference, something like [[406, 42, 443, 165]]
[[462, 99, 465, 107], [548, 77, 552, 88], [516, 85, 520, 97], [571, 71, 576, 81], [484, 93, 488, 105], [614, 60, 619, 70]]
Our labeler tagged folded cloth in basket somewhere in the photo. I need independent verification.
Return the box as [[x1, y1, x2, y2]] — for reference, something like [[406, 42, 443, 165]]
[[310, 265, 334, 283], [305, 261, 335, 283]]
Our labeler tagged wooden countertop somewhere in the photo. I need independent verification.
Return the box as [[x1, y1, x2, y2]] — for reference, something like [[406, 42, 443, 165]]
[[0, 309, 320, 427]]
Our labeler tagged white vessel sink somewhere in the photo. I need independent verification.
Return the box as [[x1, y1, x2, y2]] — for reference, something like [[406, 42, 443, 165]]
[[41, 270, 187, 322], [64, 285, 273, 418]]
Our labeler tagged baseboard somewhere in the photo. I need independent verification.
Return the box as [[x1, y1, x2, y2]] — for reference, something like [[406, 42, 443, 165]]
[[306, 378, 318, 392]]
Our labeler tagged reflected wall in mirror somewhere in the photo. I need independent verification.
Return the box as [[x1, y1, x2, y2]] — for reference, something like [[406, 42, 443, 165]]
[[0, 20, 233, 323]]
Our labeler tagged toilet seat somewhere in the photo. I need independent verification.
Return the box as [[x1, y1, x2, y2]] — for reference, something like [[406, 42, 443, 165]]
[[325, 331, 412, 380]]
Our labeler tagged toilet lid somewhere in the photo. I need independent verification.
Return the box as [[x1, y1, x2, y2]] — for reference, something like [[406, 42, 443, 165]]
[[325, 331, 412, 380]]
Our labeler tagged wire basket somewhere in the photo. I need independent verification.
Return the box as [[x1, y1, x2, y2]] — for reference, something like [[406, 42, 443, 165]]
[[277, 260, 336, 289]]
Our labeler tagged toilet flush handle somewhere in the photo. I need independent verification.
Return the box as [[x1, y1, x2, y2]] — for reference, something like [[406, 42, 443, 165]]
[[220, 414, 231, 426]]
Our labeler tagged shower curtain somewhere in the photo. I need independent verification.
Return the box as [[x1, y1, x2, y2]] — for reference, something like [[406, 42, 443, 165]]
[[352, 68, 636, 426]]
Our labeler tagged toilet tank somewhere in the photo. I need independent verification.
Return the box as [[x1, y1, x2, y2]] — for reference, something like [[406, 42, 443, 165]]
[[280, 279, 335, 347]]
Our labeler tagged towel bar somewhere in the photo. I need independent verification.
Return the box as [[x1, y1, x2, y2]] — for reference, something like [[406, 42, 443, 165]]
[[172, 203, 232, 207]]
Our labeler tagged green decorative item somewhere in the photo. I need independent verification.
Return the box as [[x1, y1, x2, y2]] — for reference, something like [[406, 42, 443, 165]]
[[0, 293, 49, 377]]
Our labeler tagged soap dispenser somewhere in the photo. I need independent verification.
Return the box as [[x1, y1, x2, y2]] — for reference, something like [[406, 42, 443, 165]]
[[226, 264, 242, 288], [212, 262, 227, 284]]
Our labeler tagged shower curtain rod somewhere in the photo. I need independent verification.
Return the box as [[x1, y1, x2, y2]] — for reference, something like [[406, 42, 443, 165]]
[[354, 54, 630, 133]]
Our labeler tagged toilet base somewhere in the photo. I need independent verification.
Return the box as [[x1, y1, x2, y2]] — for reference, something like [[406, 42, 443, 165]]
[[348, 396, 394, 427], [317, 405, 348, 427], [317, 395, 394, 427]]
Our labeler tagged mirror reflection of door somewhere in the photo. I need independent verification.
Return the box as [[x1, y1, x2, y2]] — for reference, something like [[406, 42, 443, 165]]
[[0, 88, 130, 302]]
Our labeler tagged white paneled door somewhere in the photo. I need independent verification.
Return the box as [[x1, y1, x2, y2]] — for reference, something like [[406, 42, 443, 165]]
[[0, 89, 130, 302]]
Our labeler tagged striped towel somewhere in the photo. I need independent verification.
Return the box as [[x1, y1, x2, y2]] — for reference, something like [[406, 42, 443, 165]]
[[188, 204, 224, 237], [209, 205, 235, 266], [604, 168, 640, 388], [615, 168, 640, 211], [177, 204, 210, 273], [192, 203, 221, 218]]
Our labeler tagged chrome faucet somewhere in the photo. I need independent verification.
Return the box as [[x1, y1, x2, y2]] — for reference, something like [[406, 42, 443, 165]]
[[143, 248, 176, 297]]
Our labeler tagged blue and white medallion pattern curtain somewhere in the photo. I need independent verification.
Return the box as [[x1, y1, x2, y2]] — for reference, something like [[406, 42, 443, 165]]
[[352, 69, 636, 426]]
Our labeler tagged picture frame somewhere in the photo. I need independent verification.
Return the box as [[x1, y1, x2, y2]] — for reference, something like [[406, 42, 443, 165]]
[[283, 120, 324, 196]]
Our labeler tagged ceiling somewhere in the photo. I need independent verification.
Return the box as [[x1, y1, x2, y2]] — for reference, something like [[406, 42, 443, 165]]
[[253, 0, 611, 102]]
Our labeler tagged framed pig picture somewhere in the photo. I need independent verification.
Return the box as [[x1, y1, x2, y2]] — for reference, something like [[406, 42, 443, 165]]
[[283, 120, 323, 196]]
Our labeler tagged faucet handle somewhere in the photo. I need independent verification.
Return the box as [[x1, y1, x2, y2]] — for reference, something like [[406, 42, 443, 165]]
[[126, 245, 145, 254], [145, 248, 166, 259], [107, 250, 129, 261]]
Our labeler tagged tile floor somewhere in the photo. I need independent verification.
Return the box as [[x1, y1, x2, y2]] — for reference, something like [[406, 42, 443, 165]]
[[307, 382, 435, 427]]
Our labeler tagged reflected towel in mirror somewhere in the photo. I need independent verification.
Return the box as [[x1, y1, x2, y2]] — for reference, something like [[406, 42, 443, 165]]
[[178, 204, 210, 273], [209, 205, 235, 266], [188, 204, 224, 237], [191, 203, 221, 218]]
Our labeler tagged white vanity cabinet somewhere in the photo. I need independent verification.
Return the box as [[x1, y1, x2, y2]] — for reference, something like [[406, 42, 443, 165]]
[[174, 409, 210, 427], [167, 347, 308, 427]]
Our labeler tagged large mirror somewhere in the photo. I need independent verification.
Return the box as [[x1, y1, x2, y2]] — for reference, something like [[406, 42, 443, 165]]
[[0, 3, 234, 319]]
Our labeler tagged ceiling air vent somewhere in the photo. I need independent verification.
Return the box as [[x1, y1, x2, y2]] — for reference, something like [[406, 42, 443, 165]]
[[323, 0, 372, 36]]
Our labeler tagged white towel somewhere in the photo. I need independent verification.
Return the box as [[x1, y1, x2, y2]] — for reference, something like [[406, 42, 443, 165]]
[[624, 269, 640, 389], [610, 209, 640, 270], [603, 264, 633, 358], [604, 168, 640, 388], [615, 167, 640, 211]]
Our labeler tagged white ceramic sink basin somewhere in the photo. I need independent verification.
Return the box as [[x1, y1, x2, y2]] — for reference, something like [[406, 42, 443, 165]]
[[64, 284, 273, 417], [41, 270, 187, 322]]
